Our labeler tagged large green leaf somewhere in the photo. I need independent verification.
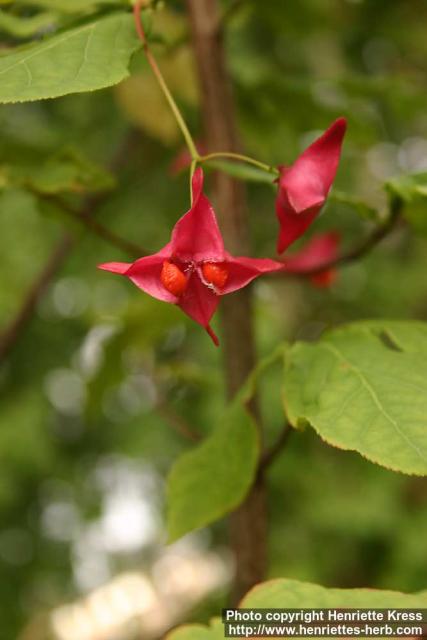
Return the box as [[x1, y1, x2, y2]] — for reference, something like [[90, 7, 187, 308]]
[[242, 578, 427, 608], [166, 579, 427, 639], [166, 399, 259, 542], [0, 12, 140, 103], [166, 345, 286, 542], [284, 321, 427, 475]]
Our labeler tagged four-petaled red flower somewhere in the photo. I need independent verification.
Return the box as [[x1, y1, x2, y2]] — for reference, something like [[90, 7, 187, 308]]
[[284, 232, 340, 288], [98, 168, 285, 345], [276, 117, 347, 253]]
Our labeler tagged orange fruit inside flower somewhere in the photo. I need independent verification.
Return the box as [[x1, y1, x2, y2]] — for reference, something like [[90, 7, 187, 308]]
[[202, 262, 229, 289], [161, 260, 188, 296]]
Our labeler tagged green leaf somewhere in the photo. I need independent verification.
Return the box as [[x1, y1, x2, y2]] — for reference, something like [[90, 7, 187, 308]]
[[4, 147, 115, 194], [0, 10, 58, 37], [283, 321, 427, 475], [166, 345, 287, 542], [166, 580, 427, 638], [31, 147, 115, 193], [329, 190, 379, 220], [12, 0, 124, 13], [242, 578, 427, 608], [385, 173, 427, 234], [165, 620, 224, 640], [166, 399, 259, 542], [205, 159, 277, 185], [385, 172, 427, 203], [0, 12, 140, 103]]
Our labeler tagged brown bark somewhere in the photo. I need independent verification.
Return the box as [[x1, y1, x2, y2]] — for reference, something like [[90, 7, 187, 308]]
[[186, 0, 267, 603]]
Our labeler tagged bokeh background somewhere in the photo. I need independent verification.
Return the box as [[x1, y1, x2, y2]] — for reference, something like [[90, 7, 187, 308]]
[[1, 0, 427, 638]]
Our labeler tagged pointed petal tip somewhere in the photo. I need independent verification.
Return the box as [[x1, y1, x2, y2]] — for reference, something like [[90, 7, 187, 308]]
[[333, 117, 347, 139], [97, 261, 131, 274], [332, 116, 347, 130], [206, 324, 220, 346], [312, 117, 347, 151]]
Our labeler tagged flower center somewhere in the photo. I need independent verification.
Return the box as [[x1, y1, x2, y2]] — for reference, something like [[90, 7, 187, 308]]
[[160, 260, 188, 296], [202, 262, 229, 289]]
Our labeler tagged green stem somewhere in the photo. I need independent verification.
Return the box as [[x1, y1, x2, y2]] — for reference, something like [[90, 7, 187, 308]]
[[133, 1, 198, 160], [198, 151, 279, 176], [189, 158, 197, 203]]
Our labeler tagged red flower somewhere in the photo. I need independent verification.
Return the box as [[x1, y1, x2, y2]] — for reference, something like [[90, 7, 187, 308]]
[[276, 118, 347, 253], [284, 232, 340, 288], [98, 168, 285, 345]]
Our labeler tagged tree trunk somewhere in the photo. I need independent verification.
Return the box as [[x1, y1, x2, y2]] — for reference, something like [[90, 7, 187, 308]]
[[186, 0, 267, 604]]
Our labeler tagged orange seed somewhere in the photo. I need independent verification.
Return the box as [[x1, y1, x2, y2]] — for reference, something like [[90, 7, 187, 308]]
[[160, 260, 188, 296], [202, 262, 229, 289]]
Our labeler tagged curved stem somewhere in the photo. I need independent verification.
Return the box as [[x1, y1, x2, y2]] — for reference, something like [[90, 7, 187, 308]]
[[292, 199, 403, 277], [133, 1, 198, 160], [189, 158, 197, 204], [39, 193, 146, 258], [199, 151, 279, 176], [258, 422, 292, 474]]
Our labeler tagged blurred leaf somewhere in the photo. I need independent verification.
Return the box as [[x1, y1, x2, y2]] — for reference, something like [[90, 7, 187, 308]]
[[385, 172, 427, 203], [0, 12, 140, 103], [0, 10, 57, 37], [205, 159, 276, 185], [330, 190, 379, 220], [166, 399, 259, 542], [385, 173, 427, 236], [11, 0, 124, 13], [242, 578, 427, 608], [165, 620, 224, 640], [284, 321, 427, 475], [29, 147, 115, 193], [3, 146, 115, 194]]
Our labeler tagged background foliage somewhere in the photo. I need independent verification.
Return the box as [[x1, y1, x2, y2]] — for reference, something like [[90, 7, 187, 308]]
[[1, 0, 427, 638]]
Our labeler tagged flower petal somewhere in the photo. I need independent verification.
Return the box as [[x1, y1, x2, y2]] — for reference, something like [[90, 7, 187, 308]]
[[124, 244, 179, 303], [220, 253, 286, 295], [284, 232, 340, 273], [281, 118, 347, 213], [170, 168, 225, 262], [276, 206, 320, 254], [276, 117, 346, 252], [98, 261, 132, 274], [178, 270, 220, 329]]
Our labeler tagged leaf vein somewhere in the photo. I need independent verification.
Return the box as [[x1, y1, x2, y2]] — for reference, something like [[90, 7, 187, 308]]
[[74, 25, 95, 82], [0, 20, 100, 78], [321, 342, 427, 463]]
